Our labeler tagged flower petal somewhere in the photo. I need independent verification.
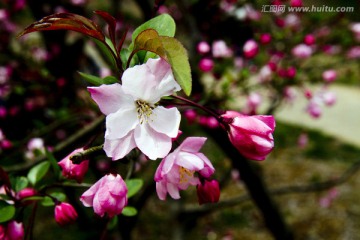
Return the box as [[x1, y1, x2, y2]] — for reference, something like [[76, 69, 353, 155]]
[[105, 107, 137, 140], [176, 152, 204, 171], [178, 137, 207, 153], [88, 83, 133, 115], [156, 181, 167, 200], [104, 131, 136, 160], [134, 124, 172, 160], [121, 63, 156, 101], [232, 116, 272, 135], [167, 182, 180, 199], [148, 106, 181, 138]]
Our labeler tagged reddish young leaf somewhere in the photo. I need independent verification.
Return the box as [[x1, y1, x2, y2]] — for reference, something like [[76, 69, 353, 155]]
[[94, 10, 117, 47], [17, 12, 105, 41]]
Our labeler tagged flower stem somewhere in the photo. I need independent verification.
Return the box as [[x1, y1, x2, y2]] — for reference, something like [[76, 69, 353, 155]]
[[171, 95, 221, 120]]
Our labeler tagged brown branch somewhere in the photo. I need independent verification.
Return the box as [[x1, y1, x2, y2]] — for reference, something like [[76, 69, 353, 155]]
[[3, 116, 105, 172]]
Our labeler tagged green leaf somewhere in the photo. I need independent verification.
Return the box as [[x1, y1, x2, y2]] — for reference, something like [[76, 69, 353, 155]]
[[27, 161, 50, 186], [46, 150, 61, 180], [131, 29, 192, 95], [122, 206, 137, 217], [129, 14, 176, 50], [125, 179, 143, 198], [103, 76, 118, 84], [0, 201, 15, 223], [93, 38, 117, 70], [14, 176, 29, 192], [78, 71, 103, 86], [107, 216, 118, 230], [78, 72, 119, 86], [41, 192, 66, 207]]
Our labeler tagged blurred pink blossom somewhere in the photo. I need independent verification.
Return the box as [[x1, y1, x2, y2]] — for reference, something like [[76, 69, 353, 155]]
[[199, 58, 214, 72], [197, 41, 211, 54], [212, 40, 233, 58], [292, 44, 313, 58], [322, 69, 337, 83], [243, 39, 259, 59]]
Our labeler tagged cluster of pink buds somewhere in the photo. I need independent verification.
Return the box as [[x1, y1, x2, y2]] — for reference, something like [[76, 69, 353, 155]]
[[197, 40, 233, 72], [305, 88, 337, 119]]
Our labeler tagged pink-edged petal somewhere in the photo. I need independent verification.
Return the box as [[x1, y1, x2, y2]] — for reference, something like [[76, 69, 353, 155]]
[[121, 63, 156, 101], [232, 116, 272, 135], [92, 193, 105, 217], [88, 83, 133, 115], [162, 152, 176, 175], [252, 115, 276, 130], [143, 58, 181, 103], [148, 73, 181, 103], [134, 124, 172, 160], [148, 106, 181, 138], [167, 182, 181, 199], [154, 160, 166, 181], [251, 135, 274, 149], [176, 152, 204, 171], [107, 175, 127, 196], [80, 180, 102, 206], [156, 181, 167, 200], [196, 153, 215, 177], [105, 107, 137, 140], [104, 131, 136, 160], [178, 137, 207, 153], [146, 58, 172, 81]]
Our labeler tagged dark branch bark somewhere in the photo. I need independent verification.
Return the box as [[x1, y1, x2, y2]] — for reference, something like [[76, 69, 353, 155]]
[[207, 128, 294, 240]]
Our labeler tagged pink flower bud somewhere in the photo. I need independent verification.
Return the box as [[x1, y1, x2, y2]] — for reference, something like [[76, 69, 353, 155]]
[[286, 66, 297, 78], [17, 187, 37, 200], [206, 116, 219, 129], [243, 39, 259, 59], [259, 33, 271, 45], [80, 174, 128, 218], [221, 111, 275, 161], [347, 46, 360, 59], [4, 221, 24, 240], [197, 179, 220, 205], [292, 44, 313, 59], [197, 41, 210, 54], [184, 109, 197, 124], [322, 70, 337, 83], [58, 148, 89, 183], [54, 202, 78, 226], [304, 34, 315, 45], [0, 106, 6, 118], [290, 0, 302, 7], [267, 62, 277, 72], [199, 58, 214, 72], [1, 139, 12, 149]]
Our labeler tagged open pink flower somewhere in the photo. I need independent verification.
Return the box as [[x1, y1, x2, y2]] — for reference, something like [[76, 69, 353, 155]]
[[80, 174, 128, 217], [154, 137, 215, 200], [88, 58, 181, 160], [58, 148, 89, 183], [221, 111, 275, 161]]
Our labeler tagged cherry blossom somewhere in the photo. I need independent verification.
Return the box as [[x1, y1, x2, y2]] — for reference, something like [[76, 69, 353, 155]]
[[154, 137, 215, 200], [88, 58, 181, 160]]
